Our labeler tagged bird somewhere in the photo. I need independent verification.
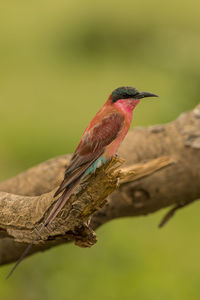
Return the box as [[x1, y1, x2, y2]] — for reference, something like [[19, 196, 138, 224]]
[[7, 86, 158, 278]]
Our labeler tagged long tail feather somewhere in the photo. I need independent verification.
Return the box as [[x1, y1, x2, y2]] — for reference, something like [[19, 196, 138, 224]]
[[44, 178, 81, 227], [6, 178, 81, 279], [44, 190, 68, 226], [6, 155, 100, 279], [54, 158, 99, 198], [6, 242, 34, 279]]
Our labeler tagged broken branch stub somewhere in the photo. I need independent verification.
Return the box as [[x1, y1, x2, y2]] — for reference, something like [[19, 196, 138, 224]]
[[0, 157, 123, 247]]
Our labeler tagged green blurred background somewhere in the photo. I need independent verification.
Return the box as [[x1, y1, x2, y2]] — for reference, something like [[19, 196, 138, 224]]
[[0, 1, 200, 299]]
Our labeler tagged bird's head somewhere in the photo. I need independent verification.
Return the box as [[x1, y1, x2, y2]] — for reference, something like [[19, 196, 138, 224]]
[[109, 86, 158, 112]]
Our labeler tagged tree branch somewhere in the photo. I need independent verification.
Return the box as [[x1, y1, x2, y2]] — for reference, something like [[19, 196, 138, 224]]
[[0, 104, 200, 265]]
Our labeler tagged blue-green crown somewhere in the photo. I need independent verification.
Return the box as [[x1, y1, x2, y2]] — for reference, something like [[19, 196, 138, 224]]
[[111, 86, 139, 102]]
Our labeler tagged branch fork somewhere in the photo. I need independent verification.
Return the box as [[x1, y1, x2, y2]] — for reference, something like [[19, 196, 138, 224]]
[[0, 104, 199, 265]]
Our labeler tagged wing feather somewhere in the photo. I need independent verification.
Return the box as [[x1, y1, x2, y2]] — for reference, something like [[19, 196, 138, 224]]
[[54, 112, 124, 196], [6, 111, 125, 278]]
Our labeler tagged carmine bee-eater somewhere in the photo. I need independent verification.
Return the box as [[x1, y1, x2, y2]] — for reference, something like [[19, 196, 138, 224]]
[[7, 86, 158, 278]]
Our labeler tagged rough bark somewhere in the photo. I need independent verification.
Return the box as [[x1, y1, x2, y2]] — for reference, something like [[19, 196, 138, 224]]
[[0, 104, 200, 266]]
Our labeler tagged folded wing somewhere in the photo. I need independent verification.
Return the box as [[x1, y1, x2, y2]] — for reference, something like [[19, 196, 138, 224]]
[[54, 112, 124, 197]]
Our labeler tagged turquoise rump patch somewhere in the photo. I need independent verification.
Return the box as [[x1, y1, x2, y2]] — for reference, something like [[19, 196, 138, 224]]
[[84, 157, 107, 176]]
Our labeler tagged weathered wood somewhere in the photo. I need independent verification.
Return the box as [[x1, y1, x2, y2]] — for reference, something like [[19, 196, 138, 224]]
[[0, 104, 199, 265]]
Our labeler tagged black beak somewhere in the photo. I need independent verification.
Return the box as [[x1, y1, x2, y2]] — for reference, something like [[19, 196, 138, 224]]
[[135, 91, 159, 99]]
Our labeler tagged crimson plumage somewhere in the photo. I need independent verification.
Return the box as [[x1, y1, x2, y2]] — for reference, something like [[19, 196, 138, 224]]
[[7, 86, 158, 278]]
